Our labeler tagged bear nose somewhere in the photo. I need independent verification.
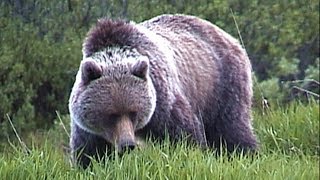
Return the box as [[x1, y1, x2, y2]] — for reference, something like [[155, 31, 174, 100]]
[[118, 140, 136, 153]]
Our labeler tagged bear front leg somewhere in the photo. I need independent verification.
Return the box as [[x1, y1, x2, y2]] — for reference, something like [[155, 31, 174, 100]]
[[70, 122, 110, 168], [166, 93, 207, 148]]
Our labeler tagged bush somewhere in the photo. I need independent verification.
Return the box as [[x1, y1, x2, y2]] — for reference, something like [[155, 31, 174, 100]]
[[0, 7, 83, 139], [0, 0, 318, 140]]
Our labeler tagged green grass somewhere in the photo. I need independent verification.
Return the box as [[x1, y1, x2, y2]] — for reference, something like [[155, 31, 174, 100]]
[[0, 101, 319, 180]]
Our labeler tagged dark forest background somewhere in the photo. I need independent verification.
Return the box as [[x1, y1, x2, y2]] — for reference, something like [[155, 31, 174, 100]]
[[0, 0, 319, 141]]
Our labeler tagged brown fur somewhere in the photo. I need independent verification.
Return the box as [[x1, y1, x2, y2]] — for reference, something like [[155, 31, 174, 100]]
[[69, 14, 258, 168]]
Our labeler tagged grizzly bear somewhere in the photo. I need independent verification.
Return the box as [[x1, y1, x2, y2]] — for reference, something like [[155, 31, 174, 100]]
[[69, 14, 258, 168]]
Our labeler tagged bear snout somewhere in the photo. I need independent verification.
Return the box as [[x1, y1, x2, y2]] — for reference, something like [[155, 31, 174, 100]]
[[117, 139, 136, 153], [114, 115, 136, 153]]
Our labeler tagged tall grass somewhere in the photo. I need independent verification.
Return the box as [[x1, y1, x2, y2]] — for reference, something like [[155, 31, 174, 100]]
[[0, 101, 319, 179], [254, 101, 319, 155]]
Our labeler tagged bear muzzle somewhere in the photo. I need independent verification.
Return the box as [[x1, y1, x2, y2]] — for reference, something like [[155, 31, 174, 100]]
[[113, 115, 137, 153]]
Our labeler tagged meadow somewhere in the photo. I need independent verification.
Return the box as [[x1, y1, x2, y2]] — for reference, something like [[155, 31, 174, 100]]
[[0, 101, 319, 180], [0, 1, 319, 180]]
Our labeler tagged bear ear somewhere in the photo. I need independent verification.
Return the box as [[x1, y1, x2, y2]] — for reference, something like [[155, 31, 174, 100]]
[[131, 59, 149, 80], [81, 59, 102, 84]]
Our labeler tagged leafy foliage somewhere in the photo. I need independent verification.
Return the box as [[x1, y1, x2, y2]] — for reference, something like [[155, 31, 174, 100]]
[[0, 0, 319, 138]]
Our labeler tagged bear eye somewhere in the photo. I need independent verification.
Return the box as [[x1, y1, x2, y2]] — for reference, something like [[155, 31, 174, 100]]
[[109, 113, 120, 120], [129, 112, 137, 120]]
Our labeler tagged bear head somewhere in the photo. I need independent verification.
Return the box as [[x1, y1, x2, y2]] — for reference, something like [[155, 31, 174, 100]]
[[69, 50, 156, 153]]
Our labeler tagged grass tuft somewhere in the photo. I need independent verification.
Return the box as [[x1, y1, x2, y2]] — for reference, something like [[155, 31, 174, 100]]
[[0, 101, 319, 179]]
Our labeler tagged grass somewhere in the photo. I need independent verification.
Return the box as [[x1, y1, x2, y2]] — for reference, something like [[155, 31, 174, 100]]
[[0, 101, 319, 180]]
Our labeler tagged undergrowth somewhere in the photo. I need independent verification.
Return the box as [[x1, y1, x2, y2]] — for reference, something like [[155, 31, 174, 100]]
[[0, 101, 319, 180]]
